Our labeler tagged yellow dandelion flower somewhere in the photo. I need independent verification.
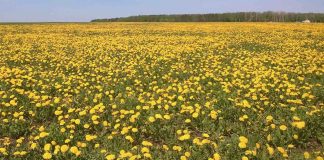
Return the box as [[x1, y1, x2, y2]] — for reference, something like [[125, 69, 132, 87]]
[[42, 152, 52, 159]]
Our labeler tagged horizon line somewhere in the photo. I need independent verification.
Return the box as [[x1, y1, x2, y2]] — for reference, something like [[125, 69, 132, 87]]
[[2, 11, 324, 23]]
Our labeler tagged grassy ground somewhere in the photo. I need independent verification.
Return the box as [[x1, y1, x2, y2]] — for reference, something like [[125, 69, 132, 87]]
[[0, 23, 323, 160]]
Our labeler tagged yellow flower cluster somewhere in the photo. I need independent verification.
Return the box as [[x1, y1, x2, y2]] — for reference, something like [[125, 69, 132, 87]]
[[0, 23, 323, 159]]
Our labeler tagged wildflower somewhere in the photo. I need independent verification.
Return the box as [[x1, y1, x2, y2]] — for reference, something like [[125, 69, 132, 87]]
[[54, 98, 60, 104], [126, 136, 134, 143], [239, 136, 248, 143], [192, 112, 199, 118], [106, 154, 116, 160], [242, 100, 251, 108], [84, 124, 90, 128], [60, 145, 69, 153], [70, 146, 81, 156], [279, 125, 287, 131], [266, 115, 273, 122], [178, 96, 185, 101], [0, 148, 8, 155], [42, 152, 52, 159], [304, 152, 310, 159], [44, 143, 51, 151], [148, 116, 155, 123], [316, 156, 323, 160], [242, 156, 249, 160], [142, 141, 153, 146], [31, 143, 37, 149], [291, 121, 305, 129], [75, 119, 81, 125], [267, 146, 274, 155], [163, 114, 171, 120], [141, 147, 150, 153], [178, 134, 191, 141], [239, 142, 247, 149], [172, 145, 182, 152], [210, 110, 218, 119], [213, 153, 221, 160], [40, 132, 49, 138], [185, 152, 191, 157]]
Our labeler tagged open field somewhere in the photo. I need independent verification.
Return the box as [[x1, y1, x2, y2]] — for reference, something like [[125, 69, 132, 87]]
[[0, 23, 323, 160]]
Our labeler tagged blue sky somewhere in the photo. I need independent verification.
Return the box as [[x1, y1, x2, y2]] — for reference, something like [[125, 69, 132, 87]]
[[1, 0, 324, 22]]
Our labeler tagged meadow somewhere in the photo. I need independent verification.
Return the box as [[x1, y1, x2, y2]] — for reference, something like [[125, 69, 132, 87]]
[[0, 23, 323, 160]]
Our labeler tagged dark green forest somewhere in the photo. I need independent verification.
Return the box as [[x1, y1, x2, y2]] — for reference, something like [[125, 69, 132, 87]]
[[91, 12, 324, 22]]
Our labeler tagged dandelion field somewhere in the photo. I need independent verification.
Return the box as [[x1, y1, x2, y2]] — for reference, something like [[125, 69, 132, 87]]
[[0, 23, 323, 160]]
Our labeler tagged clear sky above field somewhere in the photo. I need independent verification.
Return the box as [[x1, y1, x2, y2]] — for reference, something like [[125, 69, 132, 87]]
[[1, 0, 324, 22]]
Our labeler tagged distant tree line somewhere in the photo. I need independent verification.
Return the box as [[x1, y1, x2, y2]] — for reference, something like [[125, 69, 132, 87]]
[[91, 12, 324, 22]]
